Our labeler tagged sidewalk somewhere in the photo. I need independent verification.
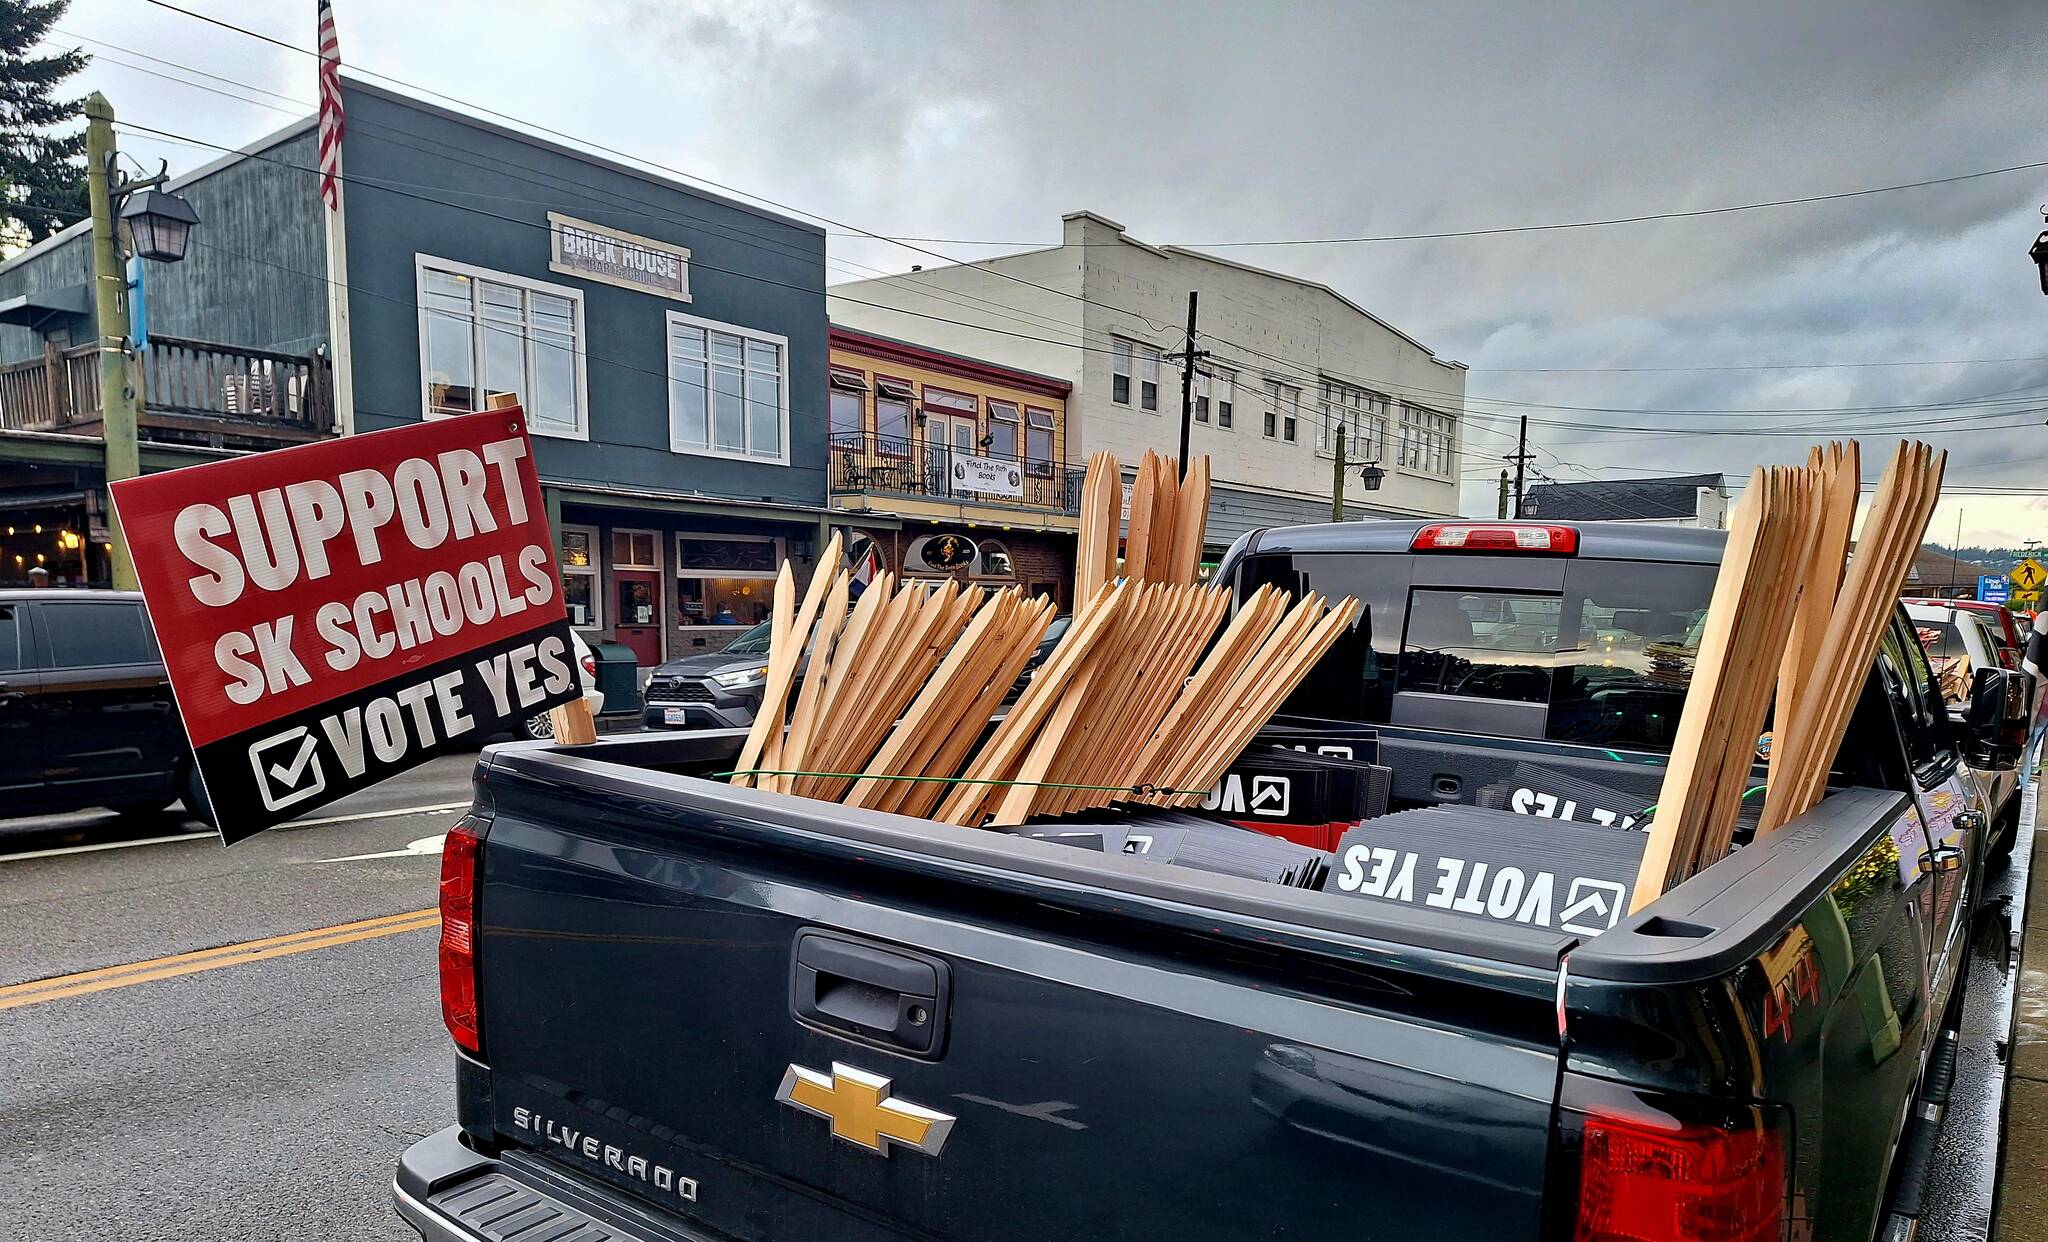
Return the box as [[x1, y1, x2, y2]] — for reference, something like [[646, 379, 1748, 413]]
[[2000, 779, 2048, 1242]]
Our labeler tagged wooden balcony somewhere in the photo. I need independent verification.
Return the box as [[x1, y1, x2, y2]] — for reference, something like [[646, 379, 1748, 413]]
[[0, 334, 336, 450]]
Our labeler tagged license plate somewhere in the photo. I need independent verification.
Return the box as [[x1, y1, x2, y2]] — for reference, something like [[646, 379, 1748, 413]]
[[664, 707, 690, 725]]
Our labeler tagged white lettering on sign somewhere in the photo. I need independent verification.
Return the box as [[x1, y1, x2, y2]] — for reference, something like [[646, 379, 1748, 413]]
[[1202, 772, 1294, 818], [1334, 844, 1609, 933], [1509, 786, 1640, 831], [549, 212, 691, 301], [175, 436, 531, 607]]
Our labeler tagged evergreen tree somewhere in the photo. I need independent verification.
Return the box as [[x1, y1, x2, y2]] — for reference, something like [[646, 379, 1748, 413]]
[[0, 0, 86, 246]]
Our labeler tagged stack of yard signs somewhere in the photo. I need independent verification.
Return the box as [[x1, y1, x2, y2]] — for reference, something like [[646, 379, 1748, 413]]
[[1631, 440, 1945, 909], [1073, 450, 1212, 603], [1761, 441, 1945, 833], [727, 447, 1360, 828]]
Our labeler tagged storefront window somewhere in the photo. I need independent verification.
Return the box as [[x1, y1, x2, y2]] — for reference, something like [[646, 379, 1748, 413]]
[[678, 534, 783, 626], [978, 540, 1014, 577], [559, 525, 600, 628]]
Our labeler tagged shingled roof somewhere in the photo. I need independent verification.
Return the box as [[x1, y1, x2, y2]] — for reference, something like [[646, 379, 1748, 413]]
[[1520, 474, 1725, 522]]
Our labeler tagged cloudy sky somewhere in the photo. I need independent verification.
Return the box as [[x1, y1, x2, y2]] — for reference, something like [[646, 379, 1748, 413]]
[[52, 0, 2048, 545]]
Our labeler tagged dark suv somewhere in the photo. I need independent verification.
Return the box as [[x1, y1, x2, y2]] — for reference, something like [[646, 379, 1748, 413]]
[[0, 589, 206, 823]]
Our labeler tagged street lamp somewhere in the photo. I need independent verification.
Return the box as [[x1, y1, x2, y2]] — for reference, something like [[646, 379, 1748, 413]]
[[117, 188, 200, 264], [1357, 460, 1386, 491]]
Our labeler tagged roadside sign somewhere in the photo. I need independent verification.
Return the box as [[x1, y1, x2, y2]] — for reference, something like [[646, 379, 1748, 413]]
[[111, 408, 577, 843], [2014, 558, 2047, 593], [1980, 574, 2012, 604]]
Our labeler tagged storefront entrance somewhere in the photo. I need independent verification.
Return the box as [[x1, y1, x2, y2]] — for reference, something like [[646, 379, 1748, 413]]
[[610, 528, 664, 666]]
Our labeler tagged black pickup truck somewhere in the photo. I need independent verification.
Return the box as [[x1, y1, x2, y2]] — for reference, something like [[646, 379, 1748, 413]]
[[394, 519, 2024, 1242]]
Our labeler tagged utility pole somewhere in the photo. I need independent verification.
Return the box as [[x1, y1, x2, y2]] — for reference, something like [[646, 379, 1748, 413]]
[[1165, 291, 1210, 479], [85, 93, 140, 591], [1497, 469, 1511, 519], [1504, 415, 1533, 519], [1331, 422, 1347, 521]]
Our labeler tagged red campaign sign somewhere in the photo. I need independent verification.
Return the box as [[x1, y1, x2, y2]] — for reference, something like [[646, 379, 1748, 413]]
[[112, 408, 577, 841]]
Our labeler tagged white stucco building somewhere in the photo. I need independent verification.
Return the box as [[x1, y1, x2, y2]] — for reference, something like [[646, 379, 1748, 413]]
[[829, 211, 1466, 546]]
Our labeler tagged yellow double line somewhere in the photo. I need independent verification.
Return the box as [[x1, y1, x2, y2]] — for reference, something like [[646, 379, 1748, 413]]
[[0, 908, 441, 1012]]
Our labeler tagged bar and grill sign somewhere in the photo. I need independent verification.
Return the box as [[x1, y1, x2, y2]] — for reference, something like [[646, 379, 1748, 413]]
[[111, 408, 578, 842]]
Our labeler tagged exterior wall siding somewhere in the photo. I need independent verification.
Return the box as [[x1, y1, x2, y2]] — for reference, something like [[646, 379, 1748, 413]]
[[0, 127, 328, 363], [831, 213, 1465, 521], [340, 82, 828, 507]]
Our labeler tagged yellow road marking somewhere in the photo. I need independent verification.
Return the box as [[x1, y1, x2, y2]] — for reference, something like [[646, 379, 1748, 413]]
[[0, 908, 440, 1011]]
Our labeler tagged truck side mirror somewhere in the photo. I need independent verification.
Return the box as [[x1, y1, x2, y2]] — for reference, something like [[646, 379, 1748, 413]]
[[1965, 666, 2029, 770]]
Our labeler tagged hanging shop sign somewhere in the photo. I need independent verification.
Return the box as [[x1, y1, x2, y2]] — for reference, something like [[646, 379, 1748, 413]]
[[911, 531, 979, 573], [952, 453, 1023, 497]]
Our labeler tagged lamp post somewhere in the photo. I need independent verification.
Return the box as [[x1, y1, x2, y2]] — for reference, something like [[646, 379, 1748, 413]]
[[83, 93, 201, 590]]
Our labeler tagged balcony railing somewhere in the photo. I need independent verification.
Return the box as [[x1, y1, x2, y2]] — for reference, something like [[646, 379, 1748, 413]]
[[0, 334, 335, 448], [830, 430, 1082, 514]]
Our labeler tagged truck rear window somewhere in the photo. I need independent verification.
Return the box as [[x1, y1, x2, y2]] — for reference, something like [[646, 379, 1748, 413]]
[[1241, 552, 1716, 754]]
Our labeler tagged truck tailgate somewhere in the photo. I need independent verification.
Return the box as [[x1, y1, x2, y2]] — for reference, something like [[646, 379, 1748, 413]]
[[472, 743, 1572, 1241]]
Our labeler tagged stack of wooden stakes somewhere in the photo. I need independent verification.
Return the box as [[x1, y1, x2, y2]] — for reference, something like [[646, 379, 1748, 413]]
[[1632, 440, 1945, 910], [1075, 449, 1211, 600], [727, 452, 1359, 829]]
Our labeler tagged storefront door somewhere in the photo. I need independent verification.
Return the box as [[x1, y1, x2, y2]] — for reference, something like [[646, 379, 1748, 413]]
[[610, 528, 664, 666]]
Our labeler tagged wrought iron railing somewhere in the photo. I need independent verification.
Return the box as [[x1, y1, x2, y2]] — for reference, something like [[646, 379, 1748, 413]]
[[829, 430, 1082, 514], [0, 334, 335, 445]]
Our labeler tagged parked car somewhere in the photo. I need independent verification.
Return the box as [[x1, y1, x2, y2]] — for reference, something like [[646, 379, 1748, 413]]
[[1902, 596, 2026, 667], [1906, 599, 2024, 856], [502, 630, 605, 741], [398, 520, 2021, 1242], [0, 589, 207, 824], [641, 620, 774, 730]]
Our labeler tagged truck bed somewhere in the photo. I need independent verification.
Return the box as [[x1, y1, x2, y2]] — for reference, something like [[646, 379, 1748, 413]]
[[409, 726, 1937, 1242]]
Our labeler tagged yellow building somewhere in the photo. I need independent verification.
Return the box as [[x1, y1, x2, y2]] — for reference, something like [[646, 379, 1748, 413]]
[[828, 326, 1078, 609]]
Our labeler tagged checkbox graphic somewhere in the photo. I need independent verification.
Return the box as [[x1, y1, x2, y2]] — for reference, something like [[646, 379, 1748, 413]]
[[249, 725, 327, 813], [1559, 878, 1627, 936]]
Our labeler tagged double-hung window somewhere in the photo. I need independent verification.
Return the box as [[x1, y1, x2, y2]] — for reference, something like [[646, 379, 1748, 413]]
[[1319, 379, 1389, 461], [417, 257, 586, 439], [1111, 337, 1161, 410], [1025, 407, 1055, 475], [829, 368, 867, 442], [874, 377, 914, 449], [1399, 405, 1457, 477], [1263, 380, 1299, 440], [1214, 368, 1235, 428], [667, 311, 788, 463], [986, 399, 1020, 458]]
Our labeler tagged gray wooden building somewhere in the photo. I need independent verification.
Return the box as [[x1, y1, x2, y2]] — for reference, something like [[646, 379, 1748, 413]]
[[0, 78, 832, 667]]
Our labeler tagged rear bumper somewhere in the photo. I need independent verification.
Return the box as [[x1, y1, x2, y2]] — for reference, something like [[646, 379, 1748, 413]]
[[395, 1125, 678, 1242]]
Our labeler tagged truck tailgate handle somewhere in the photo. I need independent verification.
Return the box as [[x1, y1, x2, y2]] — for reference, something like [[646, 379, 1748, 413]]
[[792, 930, 951, 1058]]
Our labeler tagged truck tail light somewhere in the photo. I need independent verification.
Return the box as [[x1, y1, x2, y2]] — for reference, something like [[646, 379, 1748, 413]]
[[1412, 523, 1579, 554], [1554, 1076, 1788, 1242], [438, 813, 485, 1054]]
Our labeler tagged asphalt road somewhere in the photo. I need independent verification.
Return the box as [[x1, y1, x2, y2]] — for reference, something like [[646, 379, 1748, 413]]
[[1, 751, 483, 1240]]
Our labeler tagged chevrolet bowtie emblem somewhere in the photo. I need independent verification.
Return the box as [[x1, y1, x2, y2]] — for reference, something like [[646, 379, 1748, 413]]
[[775, 1061, 955, 1157]]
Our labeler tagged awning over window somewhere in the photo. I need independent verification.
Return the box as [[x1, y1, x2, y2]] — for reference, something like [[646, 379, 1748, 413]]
[[829, 368, 869, 393], [874, 378, 915, 401]]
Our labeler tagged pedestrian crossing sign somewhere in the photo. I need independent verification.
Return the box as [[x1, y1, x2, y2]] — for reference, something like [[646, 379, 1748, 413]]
[[2014, 558, 2047, 593]]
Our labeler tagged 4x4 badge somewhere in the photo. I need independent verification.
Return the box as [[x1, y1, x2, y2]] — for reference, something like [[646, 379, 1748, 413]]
[[775, 1061, 955, 1157]]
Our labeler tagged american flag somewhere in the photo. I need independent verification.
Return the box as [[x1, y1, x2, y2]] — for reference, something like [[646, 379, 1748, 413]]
[[316, 0, 344, 211]]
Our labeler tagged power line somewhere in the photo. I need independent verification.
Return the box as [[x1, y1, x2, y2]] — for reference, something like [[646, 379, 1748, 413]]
[[97, 15, 2048, 436]]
